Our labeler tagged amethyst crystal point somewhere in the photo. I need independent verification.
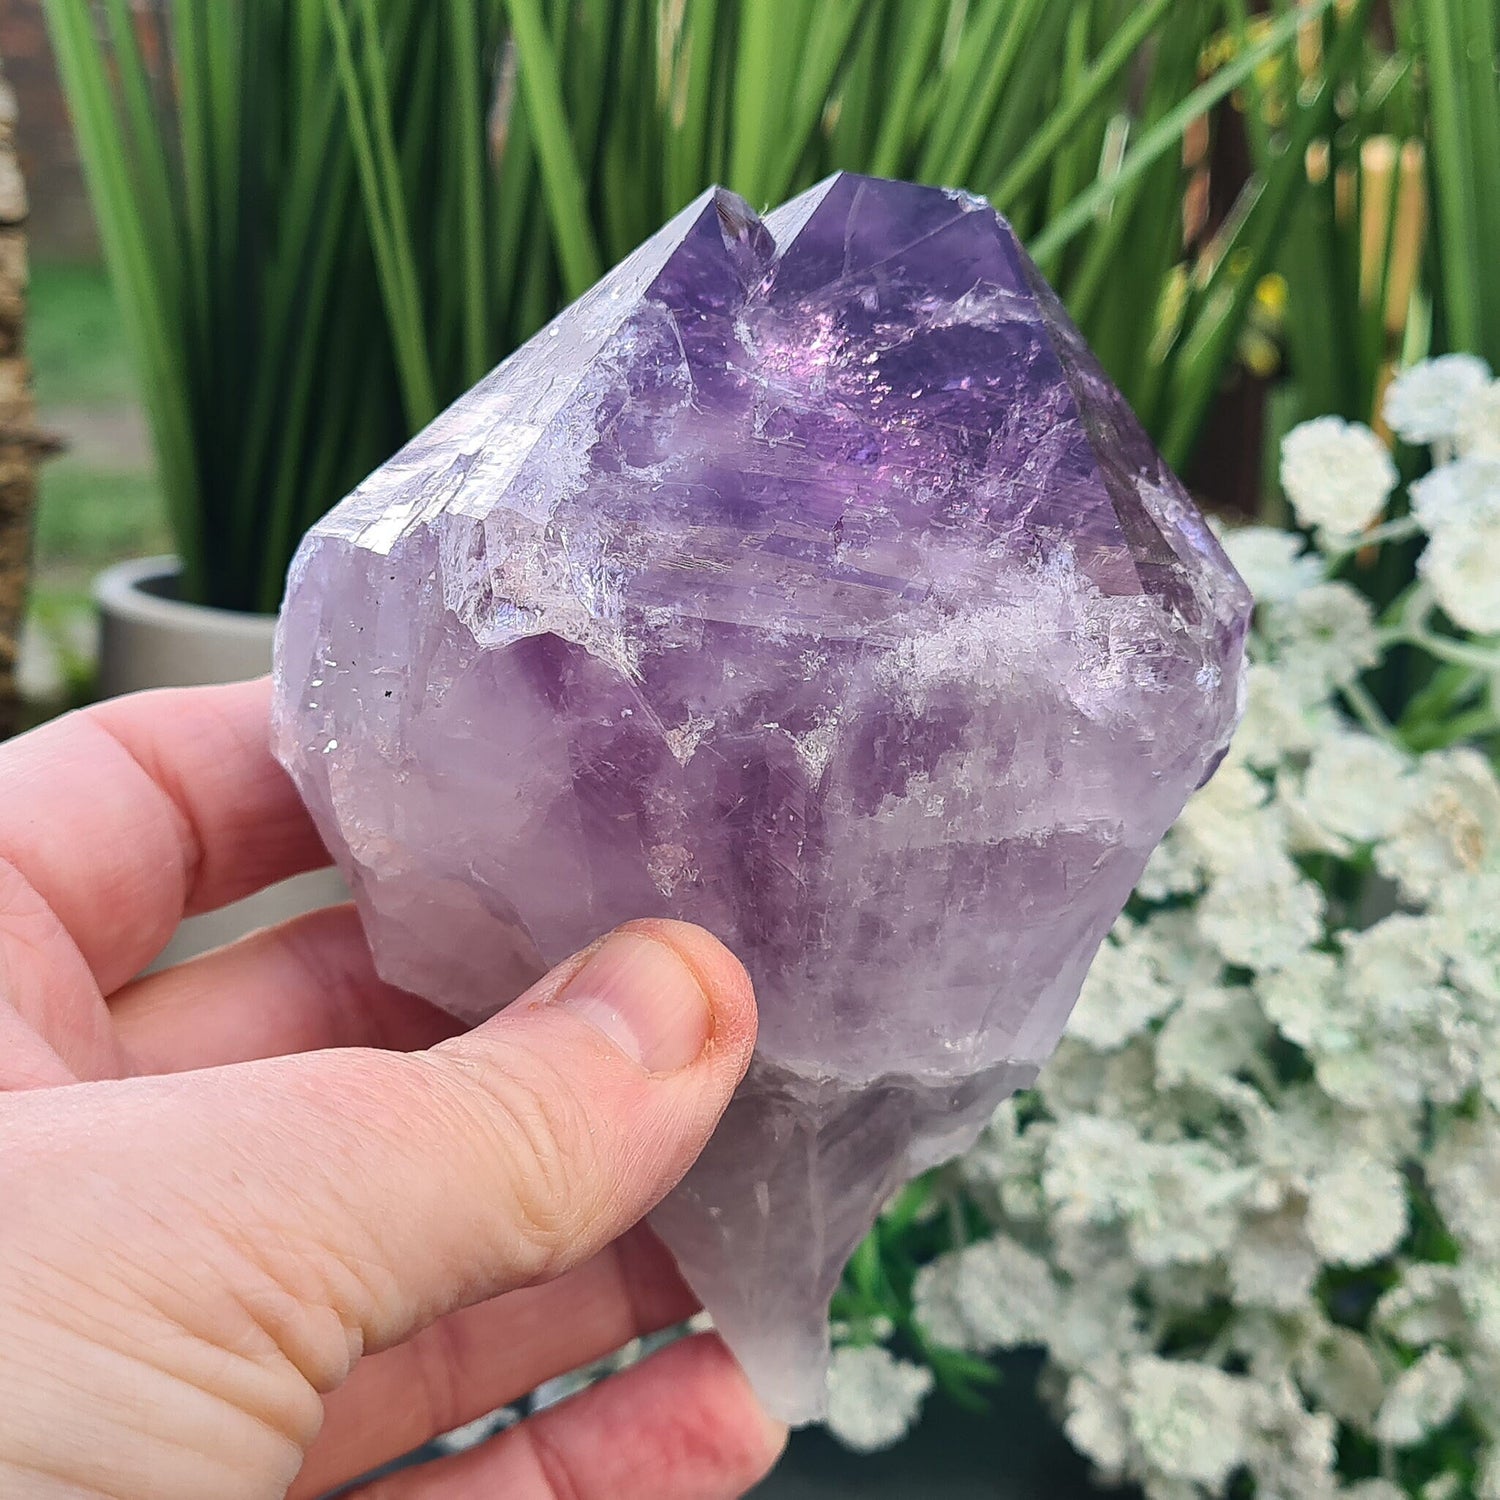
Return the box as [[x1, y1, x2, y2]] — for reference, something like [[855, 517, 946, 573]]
[[273, 173, 1251, 1424]]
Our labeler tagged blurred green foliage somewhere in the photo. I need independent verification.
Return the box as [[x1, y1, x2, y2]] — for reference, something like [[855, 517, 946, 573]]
[[46, 0, 1371, 610]]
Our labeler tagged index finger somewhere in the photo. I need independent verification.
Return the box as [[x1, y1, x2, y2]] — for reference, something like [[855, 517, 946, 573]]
[[0, 678, 330, 993]]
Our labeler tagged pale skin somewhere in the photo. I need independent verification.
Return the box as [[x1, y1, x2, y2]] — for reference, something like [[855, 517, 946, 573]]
[[0, 678, 786, 1499]]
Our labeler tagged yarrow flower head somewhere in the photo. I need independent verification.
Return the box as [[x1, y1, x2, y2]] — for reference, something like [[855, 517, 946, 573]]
[[1457, 378, 1500, 458], [824, 1345, 934, 1454], [1373, 1349, 1467, 1447], [1279, 417, 1397, 539], [837, 396, 1500, 1498], [1409, 452, 1500, 532], [1217, 524, 1324, 605], [1410, 456, 1500, 633], [1384, 354, 1492, 446]]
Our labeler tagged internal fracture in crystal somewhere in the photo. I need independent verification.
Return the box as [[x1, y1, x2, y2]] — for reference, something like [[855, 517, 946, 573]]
[[273, 172, 1252, 1424]]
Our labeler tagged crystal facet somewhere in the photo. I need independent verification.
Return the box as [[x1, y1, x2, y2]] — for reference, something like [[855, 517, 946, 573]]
[[273, 173, 1252, 1424]]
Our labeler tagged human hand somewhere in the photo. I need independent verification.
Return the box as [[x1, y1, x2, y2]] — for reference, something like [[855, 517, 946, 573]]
[[0, 679, 784, 1499]]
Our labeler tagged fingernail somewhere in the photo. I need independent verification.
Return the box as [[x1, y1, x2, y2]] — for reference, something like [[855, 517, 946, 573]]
[[554, 930, 712, 1073]]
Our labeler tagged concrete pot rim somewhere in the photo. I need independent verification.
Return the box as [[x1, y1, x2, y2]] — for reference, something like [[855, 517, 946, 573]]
[[93, 556, 277, 640]]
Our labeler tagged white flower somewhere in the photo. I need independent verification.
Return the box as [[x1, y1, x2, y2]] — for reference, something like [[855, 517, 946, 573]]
[[1049, 1216, 1134, 1282], [1434, 871, 1500, 1012], [1291, 730, 1413, 848], [1062, 1373, 1132, 1474], [1301, 1327, 1386, 1430], [1458, 378, 1500, 457], [1173, 760, 1279, 879], [1259, 950, 1343, 1051], [1261, 581, 1380, 701], [1125, 1356, 1250, 1487], [1342, 1484, 1410, 1500], [1377, 746, 1500, 902], [1155, 984, 1266, 1092], [1228, 1203, 1320, 1310], [1409, 450, 1500, 529], [911, 1234, 1057, 1353], [1480, 1446, 1500, 1500], [1041, 1118, 1248, 1267], [824, 1344, 933, 1453], [1039, 1035, 1160, 1125], [1280, 417, 1397, 538], [1373, 1347, 1466, 1445], [1409, 454, 1500, 629], [1245, 1378, 1340, 1500], [1066, 927, 1177, 1050], [1135, 827, 1204, 901], [1384, 354, 1492, 445], [1125, 1139, 1249, 1268], [1248, 1082, 1416, 1185], [1236, 1309, 1326, 1394], [1048, 1276, 1150, 1372], [1419, 478, 1500, 633], [1304, 1153, 1408, 1266], [1427, 1112, 1500, 1261], [1374, 1263, 1468, 1346], [1232, 661, 1338, 771], [1343, 911, 1448, 999], [1141, 907, 1230, 993], [1042, 1115, 1151, 1229], [1314, 914, 1479, 1110], [958, 1099, 1051, 1221], [1197, 860, 1324, 972], [1221, 525, 1325, 603], [1459, 1258, 1500, 1353]]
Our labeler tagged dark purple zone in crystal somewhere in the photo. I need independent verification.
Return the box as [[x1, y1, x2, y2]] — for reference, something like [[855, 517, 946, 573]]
[[627, 173, 1236, 628]]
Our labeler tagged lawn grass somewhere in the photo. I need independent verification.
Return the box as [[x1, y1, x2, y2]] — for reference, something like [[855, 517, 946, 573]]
[[28, 260, 142, 410], [33, 461, 167, 578], [23, 259, 164, 707]]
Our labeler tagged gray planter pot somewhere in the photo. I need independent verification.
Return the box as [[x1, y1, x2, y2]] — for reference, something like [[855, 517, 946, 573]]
[[94, 556, 344, 966]]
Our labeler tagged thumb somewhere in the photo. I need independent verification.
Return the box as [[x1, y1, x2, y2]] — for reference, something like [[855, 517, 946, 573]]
[[10, 920, 755, 1391]]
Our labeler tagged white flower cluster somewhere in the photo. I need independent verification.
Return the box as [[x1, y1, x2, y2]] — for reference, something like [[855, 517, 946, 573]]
[[830, 391, 1500, 1497], [1271, 360, 1500, 635]]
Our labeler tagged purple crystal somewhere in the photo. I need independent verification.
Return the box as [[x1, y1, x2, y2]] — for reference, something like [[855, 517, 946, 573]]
[[273, 173, 1251, 1423]]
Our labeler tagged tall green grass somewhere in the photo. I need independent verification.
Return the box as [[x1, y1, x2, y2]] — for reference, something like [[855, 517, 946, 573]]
[[1259, 0, 1500, 444], [49, 0, 1351, 611]]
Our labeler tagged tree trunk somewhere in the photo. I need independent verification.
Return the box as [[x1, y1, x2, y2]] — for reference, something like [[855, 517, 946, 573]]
[[0, 56, 46, 739]]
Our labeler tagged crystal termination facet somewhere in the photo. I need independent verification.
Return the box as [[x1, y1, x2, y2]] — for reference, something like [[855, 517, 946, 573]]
[[273, 173, 1252, 1424]]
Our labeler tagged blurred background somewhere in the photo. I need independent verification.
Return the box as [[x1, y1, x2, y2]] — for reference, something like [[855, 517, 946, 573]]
[[2, 0, 1485, 719]]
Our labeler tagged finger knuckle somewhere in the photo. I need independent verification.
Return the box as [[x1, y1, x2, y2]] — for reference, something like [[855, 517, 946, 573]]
[[426, 1048, 603, 1278]]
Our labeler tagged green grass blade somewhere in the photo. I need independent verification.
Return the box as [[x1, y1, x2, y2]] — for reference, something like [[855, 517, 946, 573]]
[[1030, 0, 1333, 265], [726, 0, 784, 204], [1161, 0, 1372, 464], [917, 0, 1011, 182], [938, 0, 1046, 187], [450, 3, 491, 384], [992, 0, 1176, 213], [867, 1, 947, 178], [1416, 0, 1481, 353], [501, 0, 603, 292], [43, 0, 203, 596], [764, 0, 864, 199], [324, 0, 437, 427]]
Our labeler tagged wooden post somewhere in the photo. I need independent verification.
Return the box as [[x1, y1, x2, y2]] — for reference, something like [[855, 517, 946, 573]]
[[0, 56, 48, 738]]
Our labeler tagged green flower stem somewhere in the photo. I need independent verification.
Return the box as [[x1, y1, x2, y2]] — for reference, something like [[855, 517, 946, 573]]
[[1342, 679, 1404, 746], [1394, 626, 1500, 676], [1322, 515, 1426, 569]]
